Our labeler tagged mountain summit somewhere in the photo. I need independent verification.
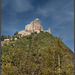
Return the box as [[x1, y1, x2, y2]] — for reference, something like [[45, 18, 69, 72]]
[[1, 31, 74, 75]]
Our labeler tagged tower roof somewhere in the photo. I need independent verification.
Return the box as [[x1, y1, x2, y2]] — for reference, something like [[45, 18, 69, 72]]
[[34, 18, 39, 21]]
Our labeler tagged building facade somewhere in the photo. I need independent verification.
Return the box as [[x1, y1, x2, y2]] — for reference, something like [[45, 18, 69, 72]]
[[18, 18, 51, 37]]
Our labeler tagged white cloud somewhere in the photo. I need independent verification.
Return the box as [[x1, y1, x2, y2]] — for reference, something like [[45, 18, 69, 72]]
[[37, 0, 74, 29], [11, 0, 34, 13], [37, 0, 74, 21], [36, 0, 74, 45], [1, 0, 34, 13]]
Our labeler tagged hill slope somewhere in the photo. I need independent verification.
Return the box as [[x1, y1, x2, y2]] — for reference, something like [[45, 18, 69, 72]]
[[1, 32, 74, 75]]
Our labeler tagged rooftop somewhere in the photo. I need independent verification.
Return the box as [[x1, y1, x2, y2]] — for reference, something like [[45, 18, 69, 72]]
[[34, 18, 39, 21]]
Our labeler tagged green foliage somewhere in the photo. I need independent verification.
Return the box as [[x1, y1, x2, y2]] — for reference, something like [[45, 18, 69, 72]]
[[1, 35, 12, 41], [1, 35, 5, 41], [8, 35, 11, 39], [34, 31, 37, 34], [25, 35, 32, 39], [1, 32, 74, 75], [40, 31, 44, 33], [14, 31, 18, 35], [1, 35, 8, 41]]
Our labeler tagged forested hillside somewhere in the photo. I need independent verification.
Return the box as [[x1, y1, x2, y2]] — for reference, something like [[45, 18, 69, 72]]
[[1, 31, 74, 75]]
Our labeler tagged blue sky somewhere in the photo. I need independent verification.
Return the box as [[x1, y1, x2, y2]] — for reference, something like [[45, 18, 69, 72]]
[[1, 0, 74, 52]]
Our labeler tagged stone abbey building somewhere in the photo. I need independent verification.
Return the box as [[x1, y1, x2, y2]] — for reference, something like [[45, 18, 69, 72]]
[[18, 18, 51, 37]]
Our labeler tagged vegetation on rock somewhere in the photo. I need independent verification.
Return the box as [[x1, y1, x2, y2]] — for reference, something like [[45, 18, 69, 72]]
[[1, 32, 74, 75]]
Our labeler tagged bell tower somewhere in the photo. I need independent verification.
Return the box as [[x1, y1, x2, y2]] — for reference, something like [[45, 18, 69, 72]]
[[48, 28, 51, 34]]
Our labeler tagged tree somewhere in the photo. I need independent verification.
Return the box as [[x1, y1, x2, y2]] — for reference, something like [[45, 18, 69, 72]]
[[14, 31, 18, 35], [1, 35, 4, 41], [58, 33, 63, 41], [34, 32, 37, 34], [8, 35, 11, 39], [1, 35, 8, 41]]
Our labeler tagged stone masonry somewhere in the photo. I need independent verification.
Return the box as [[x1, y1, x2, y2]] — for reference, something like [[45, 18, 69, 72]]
[[18, 18, 51, 37]]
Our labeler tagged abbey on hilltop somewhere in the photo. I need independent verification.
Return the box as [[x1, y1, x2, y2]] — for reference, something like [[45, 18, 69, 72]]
[[18, 18, 51, 37]]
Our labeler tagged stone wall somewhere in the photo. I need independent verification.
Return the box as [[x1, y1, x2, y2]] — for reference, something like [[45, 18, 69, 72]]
[[18, 30, 25, 35], [25, 18, 43, 31], [18, 18, 51, 37], [25, 24, 33, 31]]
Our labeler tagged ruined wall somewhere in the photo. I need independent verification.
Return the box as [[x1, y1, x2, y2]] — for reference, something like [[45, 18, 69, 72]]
[[33, 18, 43, 31], [18, 18, 51, 37], [25, 24, 33, 31], [18, 30, 25, 35], [25, 18, 43, 31]]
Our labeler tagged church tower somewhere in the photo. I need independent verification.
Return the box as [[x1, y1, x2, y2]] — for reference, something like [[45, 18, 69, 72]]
[[33, 18, 43, 31]]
